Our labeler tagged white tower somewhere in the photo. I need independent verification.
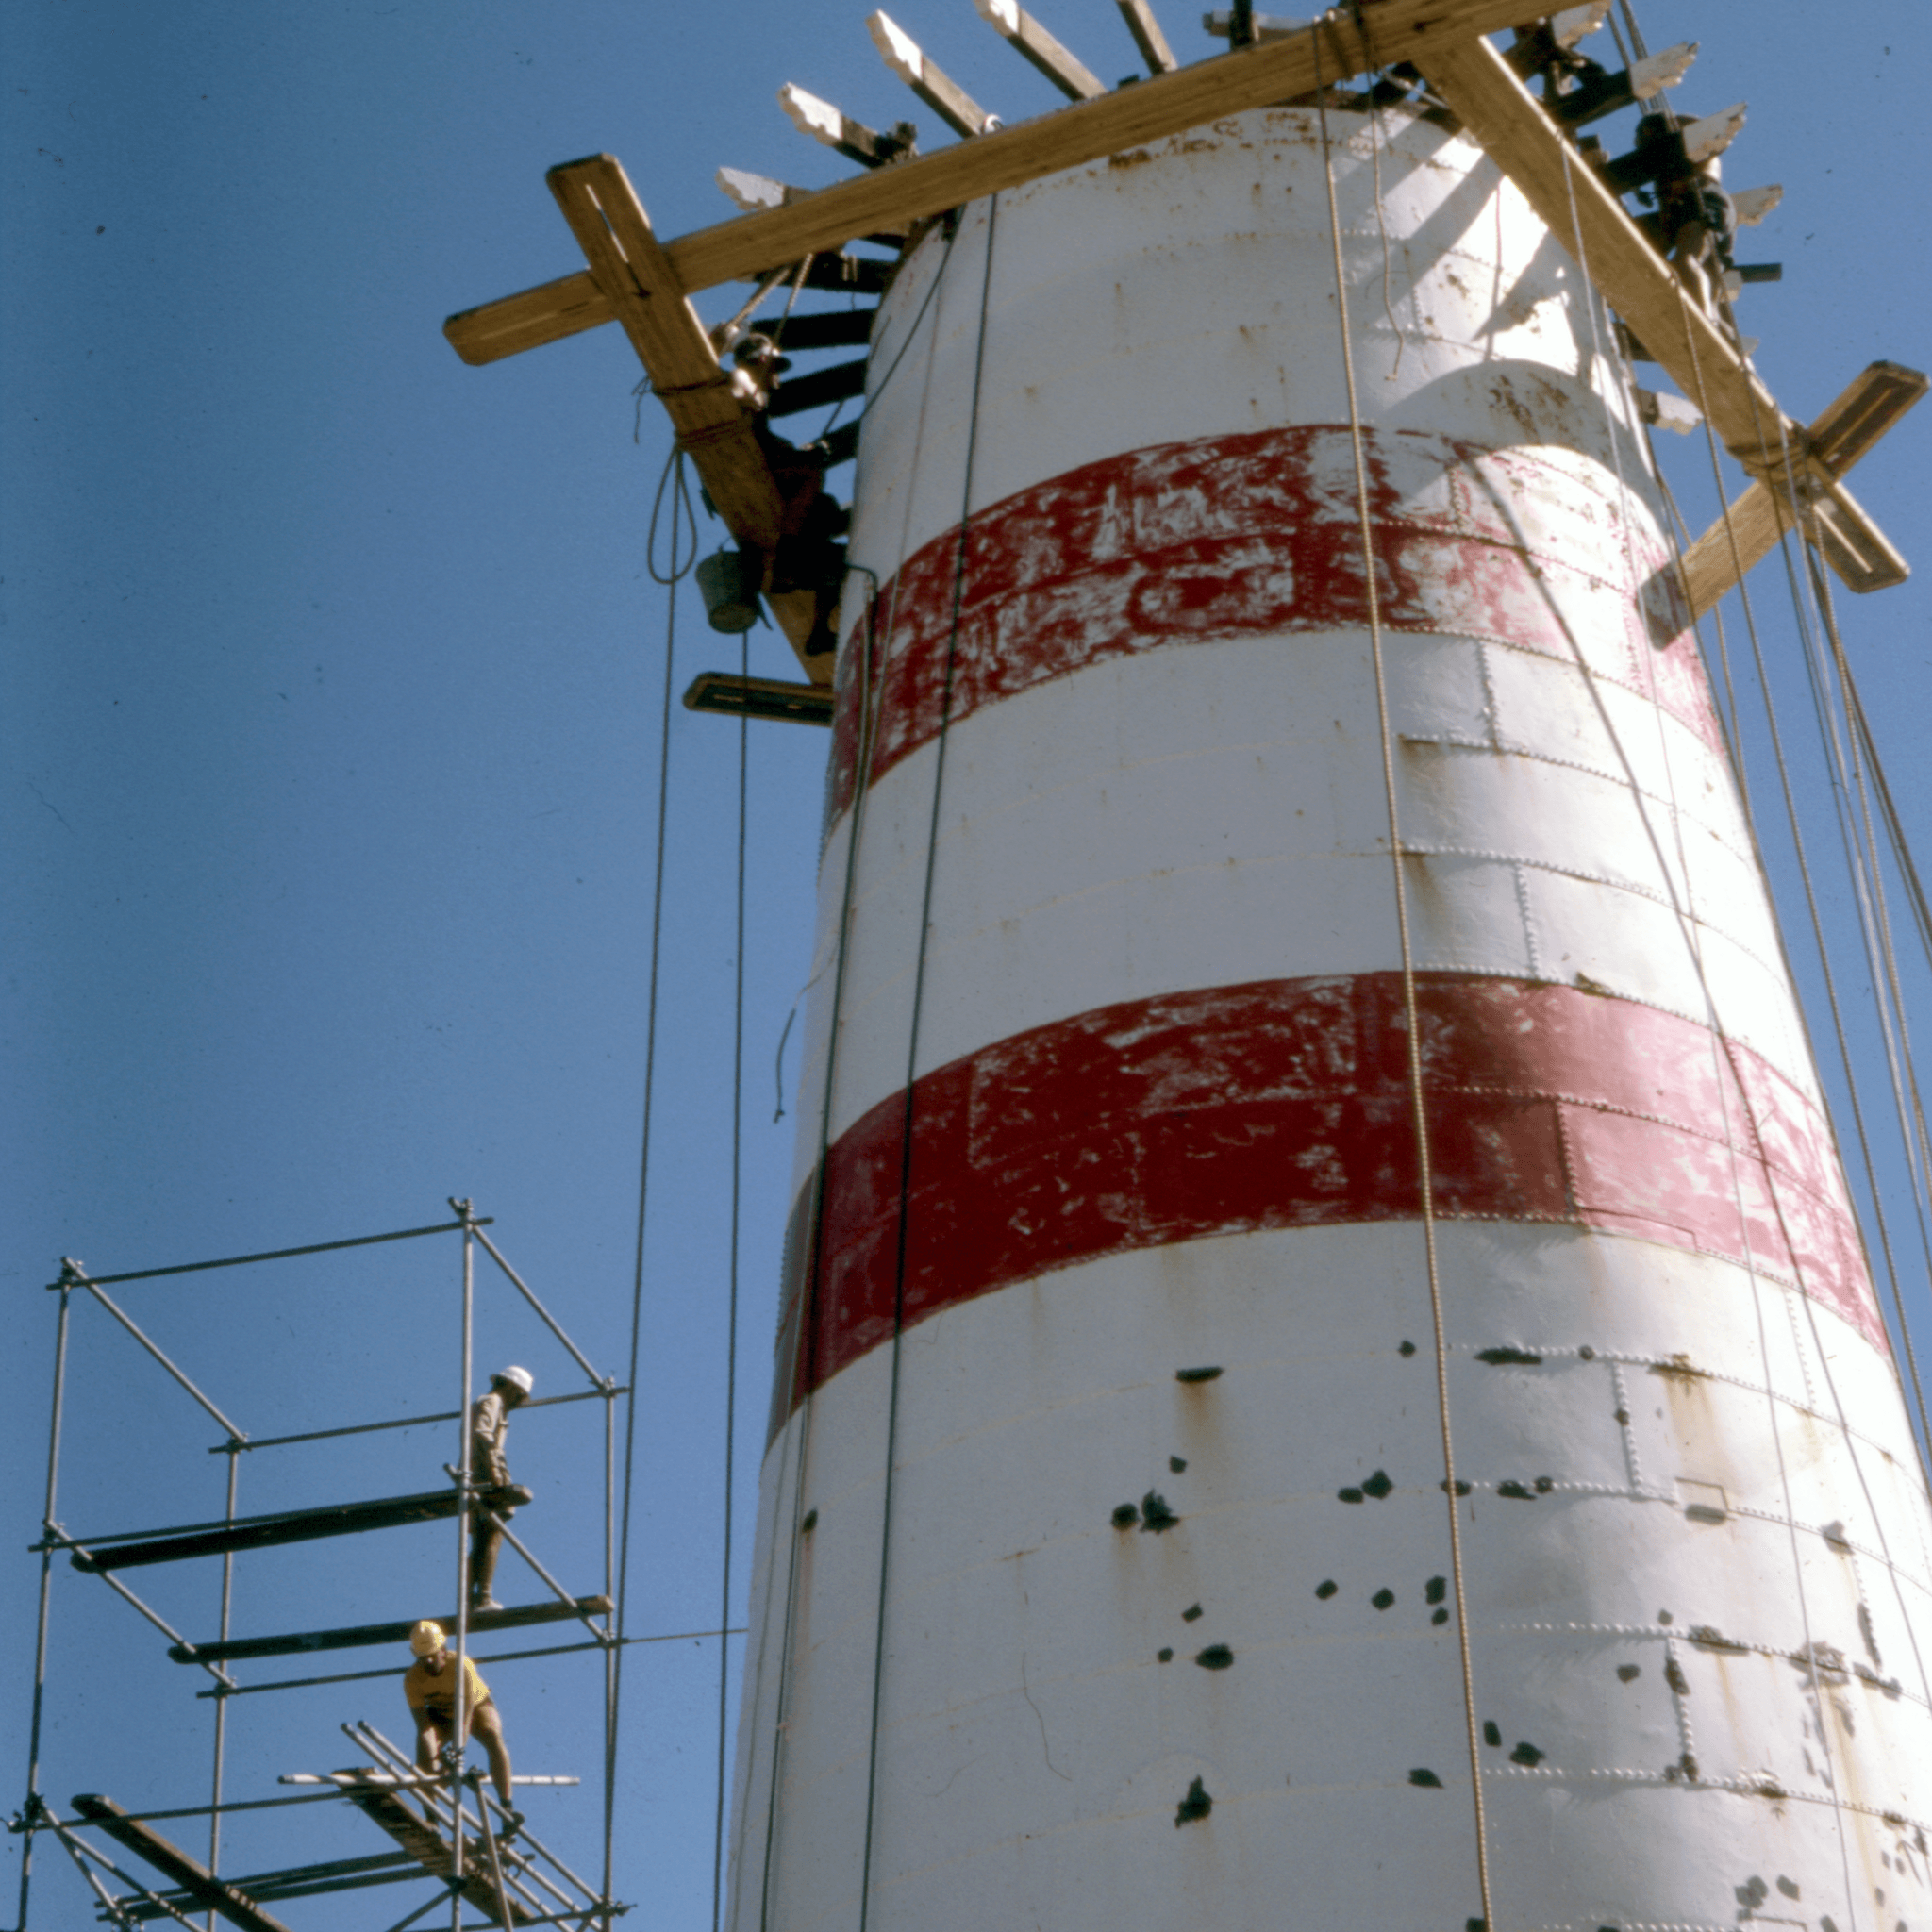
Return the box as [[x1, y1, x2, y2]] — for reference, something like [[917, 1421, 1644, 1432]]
[[728, 106, 1932, 1932]]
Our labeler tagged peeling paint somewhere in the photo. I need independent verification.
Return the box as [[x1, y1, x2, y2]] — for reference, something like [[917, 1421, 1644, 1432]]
[[770, 972, 1879, 1432]]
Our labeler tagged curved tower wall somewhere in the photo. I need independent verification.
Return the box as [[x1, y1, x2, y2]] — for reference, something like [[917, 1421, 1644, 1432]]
[[728, 107, 1932, 1932]]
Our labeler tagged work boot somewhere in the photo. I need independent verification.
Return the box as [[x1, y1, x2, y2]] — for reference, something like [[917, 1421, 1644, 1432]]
[[472, 1595, 503, 1614]]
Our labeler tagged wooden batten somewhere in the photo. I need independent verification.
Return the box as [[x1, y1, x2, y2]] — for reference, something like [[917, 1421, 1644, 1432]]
[[974, 0, 1106, 101], [1116, 0, 1177, 73], [868, 11, 999, 138]]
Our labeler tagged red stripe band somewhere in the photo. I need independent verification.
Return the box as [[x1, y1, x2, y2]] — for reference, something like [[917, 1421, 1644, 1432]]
[[771, 974, 1877, 1437], [832, 425, 1711, 818]]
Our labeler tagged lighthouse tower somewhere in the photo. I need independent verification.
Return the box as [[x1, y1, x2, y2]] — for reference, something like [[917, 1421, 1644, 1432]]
[[727, 107, 1932, 1932]]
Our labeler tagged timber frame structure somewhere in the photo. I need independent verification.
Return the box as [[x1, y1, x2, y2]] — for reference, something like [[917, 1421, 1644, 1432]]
[[443, 0, 1923, 685], [11, 1206, 635, 1930]]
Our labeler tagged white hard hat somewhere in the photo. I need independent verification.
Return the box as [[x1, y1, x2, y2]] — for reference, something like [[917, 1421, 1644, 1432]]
[[409, 1620, 445, 1657], [492, 1365, 534, 1396]]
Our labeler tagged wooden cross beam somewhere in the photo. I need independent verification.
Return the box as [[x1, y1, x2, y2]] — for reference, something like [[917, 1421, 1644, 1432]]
[[1675, 362, 1927, 616], [1413, 32, 1918, 605]]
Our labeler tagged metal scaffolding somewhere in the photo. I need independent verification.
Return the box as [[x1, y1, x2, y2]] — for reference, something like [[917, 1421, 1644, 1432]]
[[9, 1203, 646, 1931]]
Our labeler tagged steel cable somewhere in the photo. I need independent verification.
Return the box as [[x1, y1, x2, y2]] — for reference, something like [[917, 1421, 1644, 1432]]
[[753, 226, 963, 1932], [853, 191, 999, 1932], [606, 445, 697, 1924], [1310, 60, 1494, 1930]]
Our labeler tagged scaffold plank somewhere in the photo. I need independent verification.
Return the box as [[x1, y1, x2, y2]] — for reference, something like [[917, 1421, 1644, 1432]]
[[70, 1487, 533, 1573], [337, 1779, 537, 1923], [69, 1796, 299, 1932], [167, 1595, 612, 1665]]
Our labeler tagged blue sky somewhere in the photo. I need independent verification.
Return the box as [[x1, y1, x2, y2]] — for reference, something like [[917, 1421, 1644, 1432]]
[[6, 2, 1931, 1926]]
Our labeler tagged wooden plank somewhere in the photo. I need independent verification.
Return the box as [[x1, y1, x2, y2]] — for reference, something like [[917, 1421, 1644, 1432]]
[[168, 1593, 614, 1664], [868, 12, 998, 139], [1116, 0, 1177, 72], [1412, 33, 1781, 458], [973, 0, 1106, 101], [71, 1796, 299, 1932], [72, 1486, 532, 1573], [444, 270, 609, 367], [1675, 364, 1925, 616], [544, 155, 828, 678], [546, 157, 782, 553], [1410, 33, 1911, 603], [683, 672, 837, 726]]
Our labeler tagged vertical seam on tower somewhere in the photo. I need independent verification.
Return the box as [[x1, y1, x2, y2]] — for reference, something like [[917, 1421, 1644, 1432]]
[[1552, 142, 1867, 1913]]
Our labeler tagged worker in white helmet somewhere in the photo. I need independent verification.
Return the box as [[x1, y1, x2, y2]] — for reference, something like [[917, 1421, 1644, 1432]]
[[404, 1620, 520, 1831], [469, 1366, 533, 1613]]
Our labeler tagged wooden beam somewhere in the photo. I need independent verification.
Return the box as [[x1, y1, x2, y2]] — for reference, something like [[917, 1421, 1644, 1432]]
[[70, 1486, 532, 1572], [544, 154, 827, 679], [1116, 0, 1177, 72], [444, 269, 608, 367], [1411, 32, 1910, 602], [444, 0, 1532, 371], [974, 0, 1106, 101], [70, 1797, 299, 1932], [1677, 363, 1927, 615], [868, 11, 998, 139], [168, 1593, 615, 1664]]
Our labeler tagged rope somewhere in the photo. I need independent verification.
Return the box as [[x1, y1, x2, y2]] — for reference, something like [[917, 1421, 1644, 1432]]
[[754, 250, 958, 1932], [1808, 566, 1932, 1474], [606, 445, 696, 1923], [709, 590, 751, 1932], [1308, 60, 1493, 1928], [855, 191, 999, 1932]]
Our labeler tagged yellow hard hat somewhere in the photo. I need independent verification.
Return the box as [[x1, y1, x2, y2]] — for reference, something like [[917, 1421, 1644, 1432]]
[[408, 1620, 446, 1657]]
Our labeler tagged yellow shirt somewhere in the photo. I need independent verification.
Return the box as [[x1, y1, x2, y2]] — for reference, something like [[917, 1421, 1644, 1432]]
[[404, 1653, 490, 1718]]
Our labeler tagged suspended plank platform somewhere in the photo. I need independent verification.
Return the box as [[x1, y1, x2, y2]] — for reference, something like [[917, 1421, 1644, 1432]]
[[684, 672, 835, 727], [336, 1777, 537, 1924], [167, 1593, 611, 1665], [67, 1485, 533, 1573], [69, 1795, 298, 1932]]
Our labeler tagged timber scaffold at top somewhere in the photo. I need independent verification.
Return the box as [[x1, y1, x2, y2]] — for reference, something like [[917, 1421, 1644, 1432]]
[[444, 0, 1924, 691]]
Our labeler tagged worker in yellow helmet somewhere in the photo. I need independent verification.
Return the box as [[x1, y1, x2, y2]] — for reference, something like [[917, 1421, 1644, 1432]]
[[404, 1620, 520, 1834], [469, 1365, 533, 1614]]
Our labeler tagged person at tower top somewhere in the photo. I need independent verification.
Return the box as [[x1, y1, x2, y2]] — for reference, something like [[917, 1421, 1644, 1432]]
[[403, 1619, 520, 1832], [470, 1365, 532, 1613]]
